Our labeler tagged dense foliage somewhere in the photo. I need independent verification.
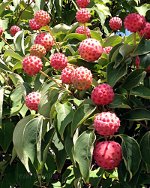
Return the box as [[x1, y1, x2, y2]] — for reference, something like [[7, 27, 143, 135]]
[[0, 0, 150, 188]]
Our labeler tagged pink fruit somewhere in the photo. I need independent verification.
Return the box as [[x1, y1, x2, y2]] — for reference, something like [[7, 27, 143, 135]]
[[0, 27, 4, 36], [29, 18, 42, 30], [76, 8, 91, 23], [139, 22, 150, 39], [78, 38, 103, 62], [124, 13, 146, 32], [10, 25, 21, 36], [30, 44, 46, 58], [71, 66, 92, 90], [75, 26, 91, 37], [109, 17, 122, 31], [135, 56, 140, 69], [25, 92, 41, 111], [50, 53, 68, 70], [103, 46, 113, 54], [61, 66, 75, 84], [22, 56, 43, 76], [34, 32, 54, 52], [93, 141, 122, 170], [76, 0, 90, 8], [34, 10, 50, 27], [91, 83, 115, 105], [94, 112, 120, 136]]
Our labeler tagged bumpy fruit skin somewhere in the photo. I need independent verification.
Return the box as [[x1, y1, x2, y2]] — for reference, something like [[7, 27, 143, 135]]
[[25, 92, 41, 111], [10, 25, 21, 36], [76, 8, 91, 23], [76, 26, 91, 37], [30, 44, 46, 58], [124, 13, 145, 32], [91, 83, 115, 105], [0, 27, 4, 36], [76, 0, 90, 8], [135, 56, 140, 69], [71, 66, 92, 90], [94, 112, 120, 136], [139, 22, 150, 39], [103, 46, 113, 54], [22, 56, 43, 76], [34, 32, 54, 52], [93, 141, 122, 170], [109, 17, 122, 31], [78, 38, 103, 62], [29, 18, 42, 30], [34, 10, 50, 27], [61, 66, 75, 84], [50, 53, 68, 70]]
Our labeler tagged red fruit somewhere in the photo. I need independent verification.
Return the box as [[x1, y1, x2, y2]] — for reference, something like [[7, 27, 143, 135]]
[[135, 56, 140, 69], [61, 66, 75, 84], [29, 18, 42, 30], [93, 141, 122, 170], [76, 0, 90, 8], [50, 53, 68, 70], [124, 13, 145, 32], [75, 26, 91, 37], [109, 17, 122, 31], [91, 83, 114, 105], [94, 112, 120, 136], [34, 10, 50, 27], [78, 38, 103, 62], [76, 8, 91, 23], [25, 92, 41, 111], [22, 56, 43, 76], [71, 66, 92, 90], [103, 46, 113, 54], [139, 22, 150, 39], [10, 25, 21, 36], [30, 44, 46, 58], [0, 27, 4, 36], [34, 32, 54, 52]]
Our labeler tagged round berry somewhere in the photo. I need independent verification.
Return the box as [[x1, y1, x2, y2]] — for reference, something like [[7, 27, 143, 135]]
[[10, 25, 21, 36], [34, 10, 50, 27], [61, 66, 75, 84], [50, 53, 68, 70], [78, 38, 103, 62], [124, 13, 146, 32], [0, 27, 4, 36], [34, 32, 54, 52], [76, 0, 90, 8], [139, 22, 150, 39], [25, 92, 41, 111], [71, 66, 92, 90], [94, 141, 122, 170], [29, 18, 42, 30], [91, 83, 115, 105], [109, 17, 122, 31], [76, 26, 91, 37], [76, 8, 91, 23], [22, 56, 43, 76], [30, 44, 46, 58], [94, 112, 120, 136], [103, 46, 113, 54]]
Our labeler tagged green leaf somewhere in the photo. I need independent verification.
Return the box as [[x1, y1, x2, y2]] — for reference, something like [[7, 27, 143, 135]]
[[56, 102, 74, 140], [130, 85, 150, 99], [64, 33, 86, 41], [13, 115, 43, 172], [74, 131, 96, 183], [0, 58, 11, 72], [107, 61, 127, 87], [122, 69, 146, 90], [14, 30, 25, 55], [120, 135, 142, 180], [133, 37, 150, 56], [140, 131, 150, 165], [4, 50, 23, 61], [123, 109, 150, 121], [71, 102, 96, 136], [103, 35, 122, 47], [0, 87, 4, 127]]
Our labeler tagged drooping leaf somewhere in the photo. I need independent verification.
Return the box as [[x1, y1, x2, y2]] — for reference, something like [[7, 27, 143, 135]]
[[130, 85, 150, 99], [74, 131, 96, 183], [123, 109, 150, 121]]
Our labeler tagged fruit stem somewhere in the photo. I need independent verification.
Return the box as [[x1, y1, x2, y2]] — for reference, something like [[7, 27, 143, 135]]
[[1, 36, 14, 51], [43, 56, 49, 62], [45, 26, 61, 52], [83, 23, 87, 38]]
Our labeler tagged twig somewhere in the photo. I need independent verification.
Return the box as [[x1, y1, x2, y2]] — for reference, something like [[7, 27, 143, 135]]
[[1, 36, 14, 51]]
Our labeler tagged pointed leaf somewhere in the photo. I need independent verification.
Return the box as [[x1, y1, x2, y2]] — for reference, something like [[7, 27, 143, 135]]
[[123, 109, 150, 121]]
